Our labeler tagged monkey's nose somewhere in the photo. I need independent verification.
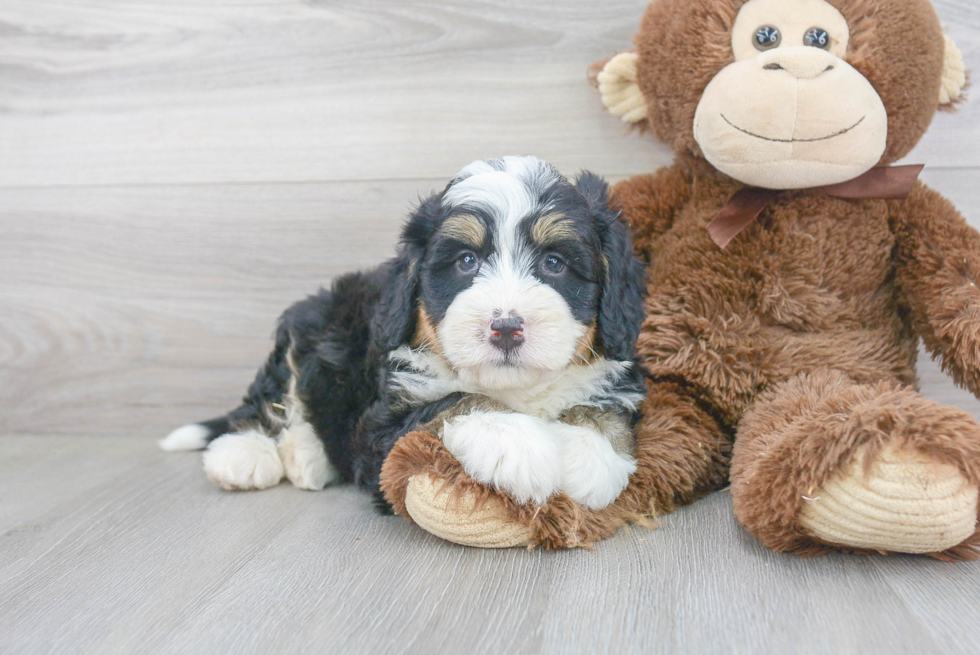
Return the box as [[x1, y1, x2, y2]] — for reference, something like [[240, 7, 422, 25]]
[[760, 47, 837, 80], [489, 316, 525, 353]]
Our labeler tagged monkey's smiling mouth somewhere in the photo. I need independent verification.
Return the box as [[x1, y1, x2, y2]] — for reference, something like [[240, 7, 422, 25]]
[[721, 114, 866, 143]]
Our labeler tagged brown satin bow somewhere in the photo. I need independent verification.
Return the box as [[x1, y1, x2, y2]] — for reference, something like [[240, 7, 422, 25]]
[[706, 165, 925, 249]]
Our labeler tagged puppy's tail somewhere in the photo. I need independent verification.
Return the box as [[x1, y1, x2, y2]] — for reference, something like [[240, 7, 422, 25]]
[[158, 415, 234, 452]]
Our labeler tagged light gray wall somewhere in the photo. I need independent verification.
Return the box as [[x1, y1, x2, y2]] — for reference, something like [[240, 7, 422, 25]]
[[1, 0, 978, 436]]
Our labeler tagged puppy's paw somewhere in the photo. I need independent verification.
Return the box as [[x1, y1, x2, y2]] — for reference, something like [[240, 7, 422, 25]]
[[278, 422, 340, 491], [442, 412, 562, 506], [557, 424, 636, 510], [203, 430, 284, 491]]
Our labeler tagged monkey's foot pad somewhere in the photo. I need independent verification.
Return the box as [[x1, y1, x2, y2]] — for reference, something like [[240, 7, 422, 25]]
[[404, 473, 533, 548], [800, 444, 979, 553]]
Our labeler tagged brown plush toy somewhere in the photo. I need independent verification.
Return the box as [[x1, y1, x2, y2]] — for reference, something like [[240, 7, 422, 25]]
[[381, 0, 980, 558]]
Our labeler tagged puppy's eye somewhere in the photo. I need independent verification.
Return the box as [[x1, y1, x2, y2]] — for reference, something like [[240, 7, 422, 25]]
[[803, 27, 830, 49], [456, 252, 480, 274], [753, 26, 781, 51], [541, 254, 566, 275]]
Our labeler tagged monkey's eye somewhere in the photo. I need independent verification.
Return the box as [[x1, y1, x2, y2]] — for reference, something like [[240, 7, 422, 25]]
[[541, 254, 566, 275], [753, 26, 781, 51], [804, 28, 831, 49], [456, 252, 480, 274]]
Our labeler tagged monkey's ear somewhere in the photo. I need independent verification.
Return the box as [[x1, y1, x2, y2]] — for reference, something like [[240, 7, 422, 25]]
[[590, 52, 649, 124], [939, 35, 968, 108]]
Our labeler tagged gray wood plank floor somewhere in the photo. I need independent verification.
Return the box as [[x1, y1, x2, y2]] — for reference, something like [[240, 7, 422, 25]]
[[3, 1, 980, 653]]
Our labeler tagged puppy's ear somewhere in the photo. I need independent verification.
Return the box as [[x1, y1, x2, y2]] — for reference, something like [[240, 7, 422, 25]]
[[576, 171, 646, 362], [372, 192, 443, 352]]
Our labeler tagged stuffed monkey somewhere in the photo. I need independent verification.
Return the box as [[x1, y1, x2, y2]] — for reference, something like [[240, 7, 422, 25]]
[[382, 0, 980, 558]]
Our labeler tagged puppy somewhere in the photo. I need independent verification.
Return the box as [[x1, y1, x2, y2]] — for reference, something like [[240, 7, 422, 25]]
[[160, 156, 647, 510]]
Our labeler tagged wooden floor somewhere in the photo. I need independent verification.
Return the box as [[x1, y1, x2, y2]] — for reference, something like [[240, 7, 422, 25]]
[[2, 1, 980, 653]]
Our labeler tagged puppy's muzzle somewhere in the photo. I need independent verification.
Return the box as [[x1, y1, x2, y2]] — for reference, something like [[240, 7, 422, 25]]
[[489, 316, 525, 354]]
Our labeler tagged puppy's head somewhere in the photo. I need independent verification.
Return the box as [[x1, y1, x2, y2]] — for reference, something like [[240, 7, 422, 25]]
[[376, 156, 645, 391]]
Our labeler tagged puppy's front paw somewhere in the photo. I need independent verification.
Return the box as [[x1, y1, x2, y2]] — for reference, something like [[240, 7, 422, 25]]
[[442, 412, 562, 505], [558, 425, 636, 510], [203, 431, 284, 491]]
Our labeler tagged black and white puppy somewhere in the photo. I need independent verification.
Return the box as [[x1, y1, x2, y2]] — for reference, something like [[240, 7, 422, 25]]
[[160, 156, 647, 510]]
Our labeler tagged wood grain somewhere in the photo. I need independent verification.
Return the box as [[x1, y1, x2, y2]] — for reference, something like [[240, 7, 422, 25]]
[[0, 179, 420, 434], [0, 0, 976, 188], [4, 169, 980, 436], [3, 0, 980, 652], [0, 0, 978, 436], [1, 436, 979, 655]]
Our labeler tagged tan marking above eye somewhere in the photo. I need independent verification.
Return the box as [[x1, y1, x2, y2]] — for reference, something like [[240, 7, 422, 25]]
[[439, 213, 486, 248], [531, 213, 577, 245]]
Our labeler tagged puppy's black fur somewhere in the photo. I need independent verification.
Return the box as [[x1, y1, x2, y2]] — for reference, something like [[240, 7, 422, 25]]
[[184, 169, 647, 510]]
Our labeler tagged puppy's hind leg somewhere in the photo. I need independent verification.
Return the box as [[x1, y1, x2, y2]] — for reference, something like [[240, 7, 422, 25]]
[[166, 310, 294, 490], [164, 275, 379, 492], [162, 407, 288, 491], [277, 357, 340, 491], [160, 301, 293, 455], [278, 420, 339, 491], [276, 274, 389, 491]]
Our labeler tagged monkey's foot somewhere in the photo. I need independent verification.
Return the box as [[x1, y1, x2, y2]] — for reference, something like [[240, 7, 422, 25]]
[[404, 473, 533, 548], [800, 443, 978, 554]]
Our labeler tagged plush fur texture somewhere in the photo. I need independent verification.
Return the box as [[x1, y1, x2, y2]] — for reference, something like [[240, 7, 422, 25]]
[[609, 0, 980, 558], [613, 155, 980, 557], [385, 0, 980, 556], [163, 157, 647, 513], [693, 0, 891, 189], [632, 0, 946, 165], [381, 378, 732, 549], [731, 369, 980, 558]]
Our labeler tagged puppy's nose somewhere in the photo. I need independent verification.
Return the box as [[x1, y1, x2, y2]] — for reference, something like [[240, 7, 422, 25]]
[[489, 316, 525, 353]]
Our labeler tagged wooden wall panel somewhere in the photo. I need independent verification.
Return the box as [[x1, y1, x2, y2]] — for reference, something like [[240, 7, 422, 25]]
[[1, 0, 979, 437]]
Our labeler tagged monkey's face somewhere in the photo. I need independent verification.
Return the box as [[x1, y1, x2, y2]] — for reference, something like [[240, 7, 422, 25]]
[[597, 0, 964, 190], [693, 0, 887, 189]]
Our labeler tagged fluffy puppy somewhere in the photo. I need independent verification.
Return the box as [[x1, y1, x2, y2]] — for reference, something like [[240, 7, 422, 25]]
[[160, 156, 647, 510]]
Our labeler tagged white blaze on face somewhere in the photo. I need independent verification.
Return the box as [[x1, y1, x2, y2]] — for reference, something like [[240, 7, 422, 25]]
[[693, 0, 888, 189], [440, 157, 586, 391]]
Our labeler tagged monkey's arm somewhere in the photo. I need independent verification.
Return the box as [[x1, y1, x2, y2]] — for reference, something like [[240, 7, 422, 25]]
[[891, 182, 980, 396], [611, 165, 692, 259]]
